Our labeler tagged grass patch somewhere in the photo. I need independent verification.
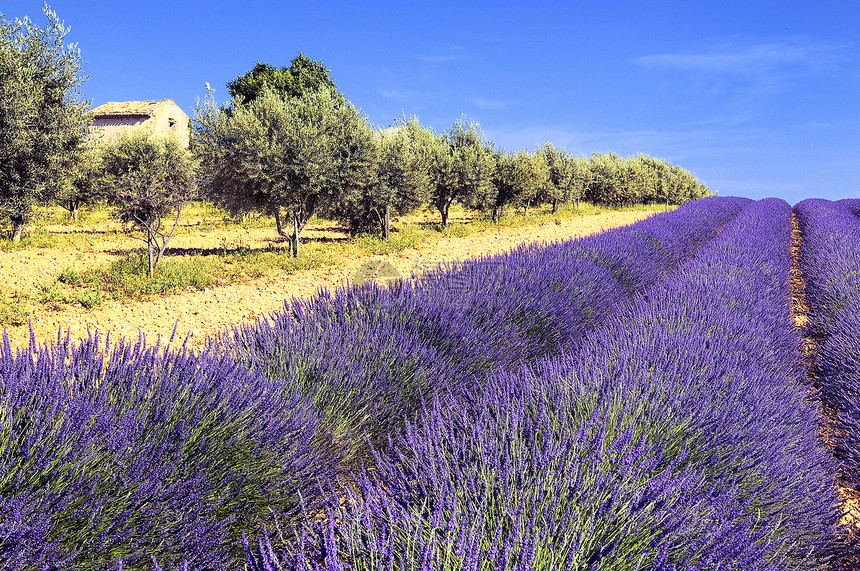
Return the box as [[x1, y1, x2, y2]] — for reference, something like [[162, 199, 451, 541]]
[[0, 289, 35, 326], [17, 201, 671, 310], [53, 241, 340, 307], [58, 254, 220, 304], [0, 226, 71, 251], [353, 224, 433, 255], [0, 202, 275, 251]]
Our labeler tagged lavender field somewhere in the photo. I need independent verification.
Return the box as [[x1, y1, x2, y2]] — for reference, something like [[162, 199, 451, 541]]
[[3, 197, 860, 570]]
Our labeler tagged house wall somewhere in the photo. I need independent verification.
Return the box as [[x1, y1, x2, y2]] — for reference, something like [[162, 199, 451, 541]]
[[151, 101, 191, 148], [90, 116, 149, 143], [90, 101, 191, 148]]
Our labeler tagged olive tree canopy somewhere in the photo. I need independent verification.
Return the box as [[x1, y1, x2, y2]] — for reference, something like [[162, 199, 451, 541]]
[[102, 132, 196, 277], [0, 5, 90, 241], [333, 116, 435, 239], [429, 117, 494, 229], [194, 85, 377, 256]]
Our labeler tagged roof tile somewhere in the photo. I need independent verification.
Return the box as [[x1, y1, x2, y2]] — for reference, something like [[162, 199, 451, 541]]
[[91, 99, 174, 117]]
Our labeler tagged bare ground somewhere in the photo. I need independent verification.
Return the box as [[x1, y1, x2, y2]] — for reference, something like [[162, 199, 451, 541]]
[[2, 210, 653, 350]]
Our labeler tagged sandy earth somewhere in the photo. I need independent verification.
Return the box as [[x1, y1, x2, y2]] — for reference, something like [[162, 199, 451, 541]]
[[1, 210, 654, 350]]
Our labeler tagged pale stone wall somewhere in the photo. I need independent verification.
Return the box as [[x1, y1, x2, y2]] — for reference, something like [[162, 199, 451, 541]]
[[150, 101, 190, 147], [90, 116, 149, 144], [89, 100, 190, 148]]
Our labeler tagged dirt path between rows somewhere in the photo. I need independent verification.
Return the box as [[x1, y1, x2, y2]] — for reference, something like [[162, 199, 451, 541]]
[[790, 213, 858, 568], [2, 210, 653, 350]]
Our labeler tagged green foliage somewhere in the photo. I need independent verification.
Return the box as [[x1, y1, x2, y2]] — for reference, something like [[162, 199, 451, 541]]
[[334, 116, 436, 238], [510, 148, 550, 214], [0, 5, 90, 241], [429, 116, 495, 228], [226, 52, 341, 106], [570, 155, 592, 208], [39, 279, 104, 309], [481, 147, 550, 221], [58, 253, 215, 301], [101, 131, 196, 276], [0, 288, 33, 325], [55, 140, 108, 221], [587, 152, 624, 206], [194, 85, 377, 256], [540, 142, 573, 213], [584, 152, 710, 207], [54, 244, 337, 306], [353, 223, 430, 254], [481, 149, 512, 221]]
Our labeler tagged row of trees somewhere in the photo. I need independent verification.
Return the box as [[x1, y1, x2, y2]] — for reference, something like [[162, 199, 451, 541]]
[[195, 83, 711, 255], [1, 6, 713, 274]]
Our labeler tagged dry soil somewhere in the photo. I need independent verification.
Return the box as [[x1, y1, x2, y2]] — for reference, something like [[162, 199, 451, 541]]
[[2, 210, 654, 350]]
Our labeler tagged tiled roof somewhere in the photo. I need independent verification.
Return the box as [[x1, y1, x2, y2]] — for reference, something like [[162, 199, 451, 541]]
[[375, 125, 406, 140], [379, 126, 405, 137], [91, 99, 175, 117]]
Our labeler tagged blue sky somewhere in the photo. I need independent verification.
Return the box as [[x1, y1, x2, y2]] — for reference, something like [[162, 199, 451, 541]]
[[4, 0, 859, 204]]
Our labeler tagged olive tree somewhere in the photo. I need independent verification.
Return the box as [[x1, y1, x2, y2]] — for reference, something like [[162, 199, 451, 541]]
[[586, 152, 625, 207], [481, 149, 510, 223], [334, 116, 435, 239], [479, 147, 549, 221], [510, 149, 549, 215], [541, 142, 573, 213], [194, 85, 377, 256], [101, 132, 195, 276], [55, 140, 107, 221], [429, 117, 494, 229], [0, 5, 90, 241], [570, 155, 591, 209]]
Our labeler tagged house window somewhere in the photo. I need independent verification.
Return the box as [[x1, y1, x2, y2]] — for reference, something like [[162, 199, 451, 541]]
[[169, 118, 177, 130]]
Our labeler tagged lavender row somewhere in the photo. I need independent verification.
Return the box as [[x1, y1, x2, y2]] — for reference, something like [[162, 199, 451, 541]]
[[835, 197, 860, 217], [258, 198, 841, 570], [218, 197, 750, 467], [0, 333, 335, 570], [795, 199, 860, 513], [0, 198, 747, 569]]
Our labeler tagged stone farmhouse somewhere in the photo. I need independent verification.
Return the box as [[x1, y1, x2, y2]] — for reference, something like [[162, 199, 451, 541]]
[[377, 125, 405, 139], [89, 99, 190, 148]]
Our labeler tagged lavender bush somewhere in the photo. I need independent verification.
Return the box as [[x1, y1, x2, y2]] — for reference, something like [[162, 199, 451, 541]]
[[260, 198, 841, 569], [0, 196, 756, 569], [0, 331, 332, 570], [795, 198, 860, 557], [835, 197, 860, 216], [218, 197, 749, 467]]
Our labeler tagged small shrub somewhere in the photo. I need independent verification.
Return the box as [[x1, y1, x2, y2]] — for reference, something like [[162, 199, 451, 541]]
[[0, 290, 34, 326], [38, 284, 72, 305], [76, 289, 104, 309], [57, 266, 84, 285], [218, 235, 251, 255], [441, 223, 469, 237]]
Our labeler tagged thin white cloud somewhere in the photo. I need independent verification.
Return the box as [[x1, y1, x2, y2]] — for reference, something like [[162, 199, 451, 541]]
[[378, 88, 414, 99], [633, 38, 847, 76], [680, 113, 757, 129], [802, 121, 835, 129], [415, 46, 477, 63], [577, 127, 769, 161], [485, 124, 769, 162], [706, 178, 812, 198], [466, 97, 508, 109], [416, 54, 470, 63]]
